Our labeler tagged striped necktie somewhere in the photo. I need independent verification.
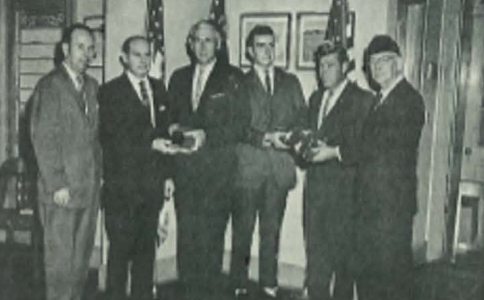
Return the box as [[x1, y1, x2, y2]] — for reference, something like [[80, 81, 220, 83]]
[[139, 80, 150, 106]]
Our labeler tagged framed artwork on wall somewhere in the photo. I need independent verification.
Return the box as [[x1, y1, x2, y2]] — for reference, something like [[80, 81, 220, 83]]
[[296, 12, 355, 70], [239, 13, 291, 69]]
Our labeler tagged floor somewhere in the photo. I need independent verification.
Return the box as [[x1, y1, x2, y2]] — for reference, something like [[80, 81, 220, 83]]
[[1, 245, 483, 300]]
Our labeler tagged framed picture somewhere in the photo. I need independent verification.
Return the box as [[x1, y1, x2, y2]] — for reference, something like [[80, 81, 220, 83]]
[[296, 12, 355, 69], [84, 16, 104, 68], [239, 13, 291, 69]]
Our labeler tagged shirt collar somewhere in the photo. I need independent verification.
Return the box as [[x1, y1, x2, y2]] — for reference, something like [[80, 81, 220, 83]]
[[380, 74, 404, 100], [126, 70, 149, 87], [326, 79, 348, 99], [63, 62, 81, 86], [254, 64, 274, 81], [195, 59, 217, 77]]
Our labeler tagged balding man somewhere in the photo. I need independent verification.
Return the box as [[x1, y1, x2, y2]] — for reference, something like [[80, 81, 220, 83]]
[[99, 36, 173, 300], [30, 23, 101, 300], [167, 20, 244, 297]]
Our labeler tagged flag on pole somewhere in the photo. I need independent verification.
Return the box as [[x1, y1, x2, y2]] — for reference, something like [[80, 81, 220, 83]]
[[209, 0, 229, 64], [147, 0, 166, 80], [325, 0, 354, 70]]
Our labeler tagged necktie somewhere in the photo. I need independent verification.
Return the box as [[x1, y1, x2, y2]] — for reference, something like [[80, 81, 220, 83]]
[[76, 75, 87, 114], [265, 70, 272, 95], [193, 67, 205, 111], [139, 80, 150, 106], [318, 90, 333, 129], [373, 91, 383, 110]]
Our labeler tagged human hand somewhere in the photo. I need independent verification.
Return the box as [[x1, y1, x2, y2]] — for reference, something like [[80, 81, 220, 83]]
[[263, 132, 290, 150], [184, 129, 206, 150], [152, 138, 174, 154], [53, 187, 70, 206], [305, 141, 339, 163], [168, 123, 180, 136]]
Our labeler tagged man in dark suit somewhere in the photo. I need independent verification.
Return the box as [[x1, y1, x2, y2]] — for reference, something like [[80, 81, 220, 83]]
[[312, 35, 425, 300], [167, 20, 244, 297], [30, 24, 101, 300], [301, 42, 374, 300], [230, 25, 306, 299], [98, 36, 173, 300]]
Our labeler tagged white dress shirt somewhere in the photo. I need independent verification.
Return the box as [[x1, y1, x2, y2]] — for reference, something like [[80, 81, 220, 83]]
[[378, 74, 405, 104], [191, 59, 217, 110], [254, 64, 275, 95], [126, 71, 156, 127], [63, 62, 83, 91], [317, 79, 348, 129]]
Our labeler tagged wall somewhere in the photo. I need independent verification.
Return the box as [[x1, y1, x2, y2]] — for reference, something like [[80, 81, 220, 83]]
[[75, 0, 104, 22], [105, 0, 212, 82], [0, 0, 10, 164], [226, 0, 392, 98]]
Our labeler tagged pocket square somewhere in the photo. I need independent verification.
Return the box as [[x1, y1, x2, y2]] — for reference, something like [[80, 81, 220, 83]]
[[210, 92, 226, 99], [158, 105, 166, 112]]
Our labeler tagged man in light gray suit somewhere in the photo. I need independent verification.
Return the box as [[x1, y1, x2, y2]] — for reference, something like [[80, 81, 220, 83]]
[[30, 23, 101, 300]]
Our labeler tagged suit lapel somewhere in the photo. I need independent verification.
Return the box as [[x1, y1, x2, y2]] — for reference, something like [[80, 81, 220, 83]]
[[59, 66, 88, 115], [120, 74, 145, 108], [310, 89, 324, 130], [317, 83, 354, 134]]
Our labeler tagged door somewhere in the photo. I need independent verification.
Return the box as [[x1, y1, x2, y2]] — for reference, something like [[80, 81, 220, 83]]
[[460, 1, 484, 182], [458, 0, 484, 250]]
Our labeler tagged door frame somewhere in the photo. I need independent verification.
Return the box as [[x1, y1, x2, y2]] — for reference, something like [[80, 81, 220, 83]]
[[448, 0, 481, 252]]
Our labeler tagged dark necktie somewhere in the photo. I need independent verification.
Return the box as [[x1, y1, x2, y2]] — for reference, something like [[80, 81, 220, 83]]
[[318, 90, 333, 129], [76, 75, 87, 114], [265, 70, 272, 95], [139, 80, 150, 106], [373, 91, 383, 110]]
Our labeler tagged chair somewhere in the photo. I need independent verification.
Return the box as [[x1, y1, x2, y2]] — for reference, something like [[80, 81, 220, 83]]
[[452, 180, 484, 262], [0, 157, 42, 299]]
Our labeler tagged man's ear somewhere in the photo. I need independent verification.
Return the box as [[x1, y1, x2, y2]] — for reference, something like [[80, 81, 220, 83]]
[[62, 42, 69, 59], [121, 52, 129, 66], [341, 61, 349, 75], [395, 56, 404, 73], [247, 46, 254, 61]]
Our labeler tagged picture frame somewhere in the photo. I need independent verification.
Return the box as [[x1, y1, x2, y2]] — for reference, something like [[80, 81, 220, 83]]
[[239, 13, 291, 69], [296, 12, 355, 70], [84, 15, 104, 68]]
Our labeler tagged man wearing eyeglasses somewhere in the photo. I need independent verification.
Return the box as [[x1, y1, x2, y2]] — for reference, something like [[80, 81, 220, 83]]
[[309, 35, 425, 300]]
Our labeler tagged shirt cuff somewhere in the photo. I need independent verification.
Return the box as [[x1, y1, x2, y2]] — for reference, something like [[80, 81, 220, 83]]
[[335, 146, 342, 161]]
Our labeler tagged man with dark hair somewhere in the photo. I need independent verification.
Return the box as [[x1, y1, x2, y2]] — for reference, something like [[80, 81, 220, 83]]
[[310, 35, 425, 300], [230, 24, 306, 299], [30, 23, 100, 300], [300, 41, 374, 300], [167, 19, 244, 298], [98, 35, 173, 300]]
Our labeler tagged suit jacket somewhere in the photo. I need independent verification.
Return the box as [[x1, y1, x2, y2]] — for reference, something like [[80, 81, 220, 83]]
[[98, 73, 173, 210], [235, 67, 306, 190], [305, 82, 374, 257], [168, 60, 244, 190], [30, 65, 102, 209], [340, 79, 425, 228], [306, 82, 374, 209]]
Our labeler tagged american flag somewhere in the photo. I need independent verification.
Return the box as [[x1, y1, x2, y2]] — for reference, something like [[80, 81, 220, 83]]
[[147, 0, 165, 79], [325, 0, 354, 70], [209, 0, 229, 64], [325, 0, 353, 47]]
